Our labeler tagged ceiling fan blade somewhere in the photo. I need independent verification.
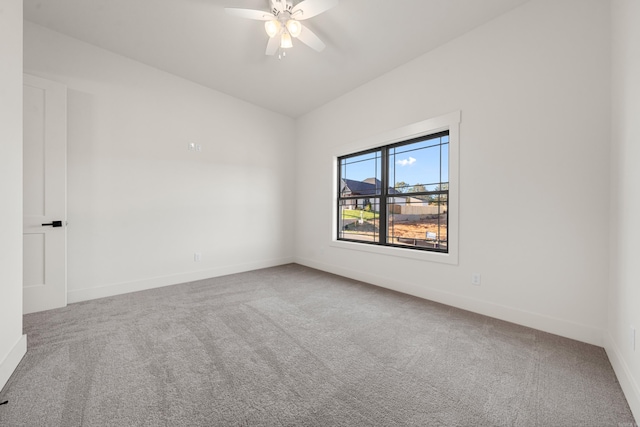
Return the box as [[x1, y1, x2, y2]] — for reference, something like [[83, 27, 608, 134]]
[[225, 8, 273, 21], [297, 24, 326, 52], [265, 33, 281, 55], [291, 0, 338, 20]]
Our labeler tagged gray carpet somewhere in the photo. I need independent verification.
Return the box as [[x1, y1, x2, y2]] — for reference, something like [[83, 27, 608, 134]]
[[0, 264, 636, 426]]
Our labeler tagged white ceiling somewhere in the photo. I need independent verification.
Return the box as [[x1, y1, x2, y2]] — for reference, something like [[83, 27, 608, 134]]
[[24, 0, 530, 118]]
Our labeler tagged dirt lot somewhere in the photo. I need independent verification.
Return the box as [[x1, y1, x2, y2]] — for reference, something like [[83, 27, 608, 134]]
[[343, 216, 447, 242], [389, 218, 447, 241]]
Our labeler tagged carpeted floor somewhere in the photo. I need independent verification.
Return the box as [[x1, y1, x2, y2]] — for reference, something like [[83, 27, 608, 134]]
[[0, 264, 636, 426]]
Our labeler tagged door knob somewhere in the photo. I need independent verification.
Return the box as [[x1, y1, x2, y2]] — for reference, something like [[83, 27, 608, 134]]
[[42, 220, 63, 227]]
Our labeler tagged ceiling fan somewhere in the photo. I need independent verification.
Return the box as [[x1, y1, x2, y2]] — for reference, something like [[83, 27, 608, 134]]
[[225, 0, 338, 57]]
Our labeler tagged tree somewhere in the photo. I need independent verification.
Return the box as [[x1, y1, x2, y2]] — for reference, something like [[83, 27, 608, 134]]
[[394, 181, 409, 193], [428, 184, 449, 205], [412, 183, 427, 193]]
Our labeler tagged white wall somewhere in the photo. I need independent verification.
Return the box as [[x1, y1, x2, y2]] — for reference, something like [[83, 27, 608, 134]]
[[0, 0, 27, 391], [295, 0, 611, 346], [608, 0, 640, 419], [24, 22, 295, 302]]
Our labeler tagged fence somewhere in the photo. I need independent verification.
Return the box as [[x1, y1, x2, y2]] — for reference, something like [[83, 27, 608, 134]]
[[388, 204, 443, 216]]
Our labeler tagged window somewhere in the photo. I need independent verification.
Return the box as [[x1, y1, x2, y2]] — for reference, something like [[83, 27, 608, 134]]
[[332, 111, 459, 264], [338, 132, 449, 252]]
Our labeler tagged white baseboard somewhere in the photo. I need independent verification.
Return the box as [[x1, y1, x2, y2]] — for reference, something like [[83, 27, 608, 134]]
[[0, 334, 27, 392], [67, 257, 294, 304], [604, 333, 640, 423], [295, 257, 605, 347]]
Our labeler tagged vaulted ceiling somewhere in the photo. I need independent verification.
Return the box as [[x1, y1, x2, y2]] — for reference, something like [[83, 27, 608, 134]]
[[24, 0, 530, 118]]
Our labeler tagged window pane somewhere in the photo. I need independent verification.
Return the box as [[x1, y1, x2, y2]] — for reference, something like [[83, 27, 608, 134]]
[[339, 151, 382, 197], [338, 199, 380, 243], [388, 136, 449, 194], [441, 143, 449, 183], [387, 196, 448, 251]]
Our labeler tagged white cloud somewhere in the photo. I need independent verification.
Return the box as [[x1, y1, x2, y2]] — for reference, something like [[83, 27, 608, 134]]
[[396, 157, 416, 167]]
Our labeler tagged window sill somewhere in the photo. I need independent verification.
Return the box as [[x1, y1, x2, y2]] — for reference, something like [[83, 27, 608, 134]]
[[330, 239, 458, 265]]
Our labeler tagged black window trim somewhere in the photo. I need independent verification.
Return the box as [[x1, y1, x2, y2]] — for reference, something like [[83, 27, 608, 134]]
[[337, 130, 450, 253]]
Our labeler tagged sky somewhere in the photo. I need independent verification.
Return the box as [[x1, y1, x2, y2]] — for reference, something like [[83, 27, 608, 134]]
[[340, 135, 449, 192]]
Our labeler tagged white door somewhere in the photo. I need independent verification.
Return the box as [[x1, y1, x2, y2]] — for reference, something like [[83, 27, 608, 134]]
[[23, 74, 67, 314]]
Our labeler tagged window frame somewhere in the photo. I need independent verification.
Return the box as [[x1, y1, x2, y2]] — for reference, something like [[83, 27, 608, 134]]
[[331, 111, 460, 265]]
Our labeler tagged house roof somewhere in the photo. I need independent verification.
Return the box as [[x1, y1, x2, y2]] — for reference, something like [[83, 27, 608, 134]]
[[342, 178, 401, 196], [342, 178, 378, 196]]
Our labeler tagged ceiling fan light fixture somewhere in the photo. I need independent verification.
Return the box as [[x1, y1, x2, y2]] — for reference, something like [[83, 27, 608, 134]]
[[264, 20, 281, 38], [280, 32, 293, 49], [286, 19, 302, 38], [226, 0, 337, 56]]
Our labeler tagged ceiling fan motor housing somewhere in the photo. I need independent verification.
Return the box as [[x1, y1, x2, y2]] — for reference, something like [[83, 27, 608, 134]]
[[271, 0, 294, 15]]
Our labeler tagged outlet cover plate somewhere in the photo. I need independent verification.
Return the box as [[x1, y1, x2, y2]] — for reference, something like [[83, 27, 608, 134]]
[[471, 273, 481, 286]]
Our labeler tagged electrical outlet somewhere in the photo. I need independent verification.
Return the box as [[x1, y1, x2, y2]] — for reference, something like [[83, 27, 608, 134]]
[[194, 252, 202, 262], [188, 142, 196, 151], [471, 273, 481, 286], [195, 144, 202, 152], [632, 326, 636, 351]]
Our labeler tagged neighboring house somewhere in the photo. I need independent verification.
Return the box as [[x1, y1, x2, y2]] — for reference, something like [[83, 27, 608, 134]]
[[340, 178, 379, 210], [341, 178, 426, 210]]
